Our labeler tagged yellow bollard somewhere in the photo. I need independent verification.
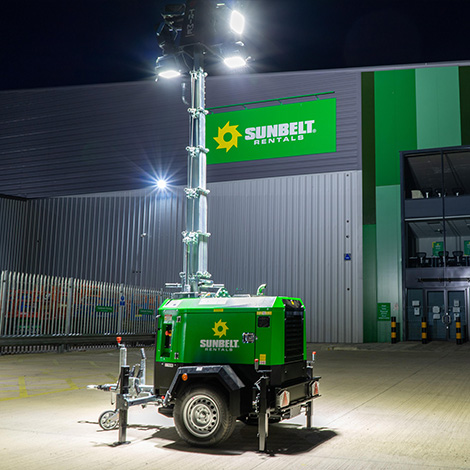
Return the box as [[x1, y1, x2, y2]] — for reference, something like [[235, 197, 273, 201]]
[[391, 316, 397, 344], [421, 317, 428, 344], [456, 315, 462, 345]]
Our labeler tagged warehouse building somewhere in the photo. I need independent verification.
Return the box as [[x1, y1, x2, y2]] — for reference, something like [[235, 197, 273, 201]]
[[1, 61, 470, 345]]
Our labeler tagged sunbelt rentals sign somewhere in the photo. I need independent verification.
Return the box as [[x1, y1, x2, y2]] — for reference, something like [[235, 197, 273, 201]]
[[206, 99, 336, 164]]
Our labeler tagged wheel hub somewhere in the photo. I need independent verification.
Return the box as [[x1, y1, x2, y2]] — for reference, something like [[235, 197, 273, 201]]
[[183, 394, 220, 437]]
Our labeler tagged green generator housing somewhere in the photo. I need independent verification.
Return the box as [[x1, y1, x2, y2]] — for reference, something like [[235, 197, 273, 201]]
[[156, 296, 307, 367], [152, 295, 319, 448]]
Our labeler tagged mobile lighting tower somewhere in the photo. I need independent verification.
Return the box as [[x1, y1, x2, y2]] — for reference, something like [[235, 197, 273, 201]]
[[92, 1, 320, 453]]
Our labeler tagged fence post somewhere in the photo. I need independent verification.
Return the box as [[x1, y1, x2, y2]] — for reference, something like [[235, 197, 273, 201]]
[[0, 271, 8, 336], [65, 278, 73, 335]]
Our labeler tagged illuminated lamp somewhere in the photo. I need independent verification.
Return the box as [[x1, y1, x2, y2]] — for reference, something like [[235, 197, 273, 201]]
[[221, 42, 249, 69], [155, 54, 183, 79], [229, 10, 245, 35]]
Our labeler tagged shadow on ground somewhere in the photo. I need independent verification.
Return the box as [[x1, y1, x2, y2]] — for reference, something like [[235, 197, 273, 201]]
[[153, 422, 337, 456]]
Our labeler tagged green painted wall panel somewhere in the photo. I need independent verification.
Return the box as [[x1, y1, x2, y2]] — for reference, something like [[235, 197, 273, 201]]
[[415, 67, 461, 149], [373, 69, 416, 341], [376, 185, 402, 342], [459, 66, 470, 145], [363, 224, 377, 342], [374, 69, 417, 187]]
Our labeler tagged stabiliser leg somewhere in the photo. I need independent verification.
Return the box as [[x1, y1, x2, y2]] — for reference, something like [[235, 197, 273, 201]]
[[306, 399, 314, 429], [115, 365, 130, 446], [258, 374, 269, 453]]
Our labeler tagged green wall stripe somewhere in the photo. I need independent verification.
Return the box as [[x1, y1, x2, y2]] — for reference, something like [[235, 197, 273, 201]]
[[362, 72, 378, 342], [361, 72, 376, 225], [363, 224, 377, 342], [373, 69, 416, 341], [415, 67, 461, 149], [375, 185, 402, 342], [374, 69, 417, 187], [459, 66, 470, 145]]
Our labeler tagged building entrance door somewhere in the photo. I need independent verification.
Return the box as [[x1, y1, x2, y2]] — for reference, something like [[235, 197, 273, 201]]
[[425, 289, 467, 341]]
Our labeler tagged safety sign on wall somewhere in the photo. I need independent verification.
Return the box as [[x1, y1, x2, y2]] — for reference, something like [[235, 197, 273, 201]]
[[377, 303, 391, 322]]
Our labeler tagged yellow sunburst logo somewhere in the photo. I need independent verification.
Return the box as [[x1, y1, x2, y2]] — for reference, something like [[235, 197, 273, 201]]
[[212, 319, 229, 338], [213, 121, 242, 152]]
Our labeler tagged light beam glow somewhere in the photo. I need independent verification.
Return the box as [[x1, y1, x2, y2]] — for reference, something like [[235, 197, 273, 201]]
[[156, 179, 168, 189]]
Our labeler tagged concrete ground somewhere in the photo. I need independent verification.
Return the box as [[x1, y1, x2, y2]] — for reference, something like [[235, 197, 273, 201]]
[[1, 342, 470, 470]]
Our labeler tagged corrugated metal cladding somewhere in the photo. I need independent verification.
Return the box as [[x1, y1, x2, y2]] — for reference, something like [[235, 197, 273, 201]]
[[0, 197, 28, 271], [0, 69, 361, 199], [1, 171, 363, 343], [208, 171, 363, 343], [0, 80, 189, 198], [21, 189, 186, 290]]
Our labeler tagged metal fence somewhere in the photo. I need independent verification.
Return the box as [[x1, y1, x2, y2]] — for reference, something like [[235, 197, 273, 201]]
[[0, 271, 170, 353]]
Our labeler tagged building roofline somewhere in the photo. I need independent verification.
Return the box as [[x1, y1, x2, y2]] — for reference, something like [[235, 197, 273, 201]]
[[2, 59, 470, 94]]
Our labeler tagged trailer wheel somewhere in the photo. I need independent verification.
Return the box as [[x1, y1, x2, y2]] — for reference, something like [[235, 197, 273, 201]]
[[98, 410, 119, 430], [174, 386, 235, 446]]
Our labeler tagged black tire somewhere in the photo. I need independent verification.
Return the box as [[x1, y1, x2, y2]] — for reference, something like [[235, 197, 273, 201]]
[[173, 386, 236, 446], [98, 410, 119, 430]]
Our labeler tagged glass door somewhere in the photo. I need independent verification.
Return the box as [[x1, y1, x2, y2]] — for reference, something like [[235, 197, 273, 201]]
[[425, 289, 467, 341], [426, 290, 446, 340], [405, 288, 424, 340]]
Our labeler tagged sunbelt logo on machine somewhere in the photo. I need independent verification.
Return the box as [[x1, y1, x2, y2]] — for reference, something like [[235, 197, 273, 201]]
[[200, 319, 240, 352], [206, 99, 336, 164]]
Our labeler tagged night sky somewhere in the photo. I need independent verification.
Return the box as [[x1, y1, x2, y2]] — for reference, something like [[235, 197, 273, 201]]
[[1, 0, 470, 91]]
